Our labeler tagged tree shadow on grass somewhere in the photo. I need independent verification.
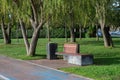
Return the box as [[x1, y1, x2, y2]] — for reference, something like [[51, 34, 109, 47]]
[[94, 57, 120, 65], [34, 54, 47, 59], [112, 39, 120, 44], [77, 38, 120, 46], [79, 40, 104, 46]]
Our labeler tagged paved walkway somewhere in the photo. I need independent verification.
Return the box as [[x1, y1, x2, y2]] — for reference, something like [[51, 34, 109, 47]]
[[27, 59, 79, 69], [0, 56, 92, 80]]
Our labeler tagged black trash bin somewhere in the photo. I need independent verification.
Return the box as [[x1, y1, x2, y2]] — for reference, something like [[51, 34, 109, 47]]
[[47, 43, 57, 60]]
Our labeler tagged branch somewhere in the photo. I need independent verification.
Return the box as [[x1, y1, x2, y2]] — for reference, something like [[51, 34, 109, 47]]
[[30, 0, 37, 23], [19, 18, 30, 53], [40, 0, 43, 23], [37, 15, 52, 30], [30, 18, 36, 30]]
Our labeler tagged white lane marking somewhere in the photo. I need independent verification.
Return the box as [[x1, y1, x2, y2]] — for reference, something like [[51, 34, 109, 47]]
[[0, 75, 10, 80]]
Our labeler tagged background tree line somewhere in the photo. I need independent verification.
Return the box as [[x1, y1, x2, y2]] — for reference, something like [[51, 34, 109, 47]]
[[0, 0, 120, 56]]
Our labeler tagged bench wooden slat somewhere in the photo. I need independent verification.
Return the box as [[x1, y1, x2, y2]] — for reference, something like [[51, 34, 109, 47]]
[[64, 44, 79, 54], [56, 43, 79, 55]]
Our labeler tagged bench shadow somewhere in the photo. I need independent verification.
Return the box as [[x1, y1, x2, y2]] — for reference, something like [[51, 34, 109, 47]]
[[94, 57, 120, 65]]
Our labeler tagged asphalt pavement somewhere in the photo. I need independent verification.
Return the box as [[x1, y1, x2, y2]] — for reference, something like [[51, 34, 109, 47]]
[[0, 56, 92, 80]]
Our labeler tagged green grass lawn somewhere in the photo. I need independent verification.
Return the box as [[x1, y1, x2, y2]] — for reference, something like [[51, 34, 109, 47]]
[[0, 38, 120, 80]]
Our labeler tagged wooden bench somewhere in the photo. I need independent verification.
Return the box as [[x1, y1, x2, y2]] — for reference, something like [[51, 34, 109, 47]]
[[56, 43, 93, 66], [56, 44, 79, 60]]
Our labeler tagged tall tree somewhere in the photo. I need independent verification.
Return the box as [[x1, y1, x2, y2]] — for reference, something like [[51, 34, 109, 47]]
[[94, 0, 114, 47], [61, 0, 96, 42], [7, 0, 64, 56], [61, 1, 82, 42], [0, 0, 12, 44]]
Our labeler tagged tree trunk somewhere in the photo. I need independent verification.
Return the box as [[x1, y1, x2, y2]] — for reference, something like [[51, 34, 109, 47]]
[[19, 18, 43, 56], [101, 24, 113, 47], [69, 8, 76, 43], [79, 26, 82, 39], [28, 29, 40, 56], [70, 27, 76, 42], [19, 19, 30, 54], [46, 22, 50, 42], [19, 0, 45, 56], [16, 23, 19, 43], [7, 23, 11, 43], [64, 24, 68, 42], [1, 19, 11, 44], [96, 25, 99, 41]]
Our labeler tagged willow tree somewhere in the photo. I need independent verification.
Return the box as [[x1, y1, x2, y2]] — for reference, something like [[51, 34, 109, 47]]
[[7, 0, 64, 56], [0, 0, 12, 44], [59, 0, 96, 42], [94, 0, 114, 47], [65, 1, 81, 42], [74, 0, 96, 39], [78, 0, 117, 47], [60, 0, 81, 42]]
